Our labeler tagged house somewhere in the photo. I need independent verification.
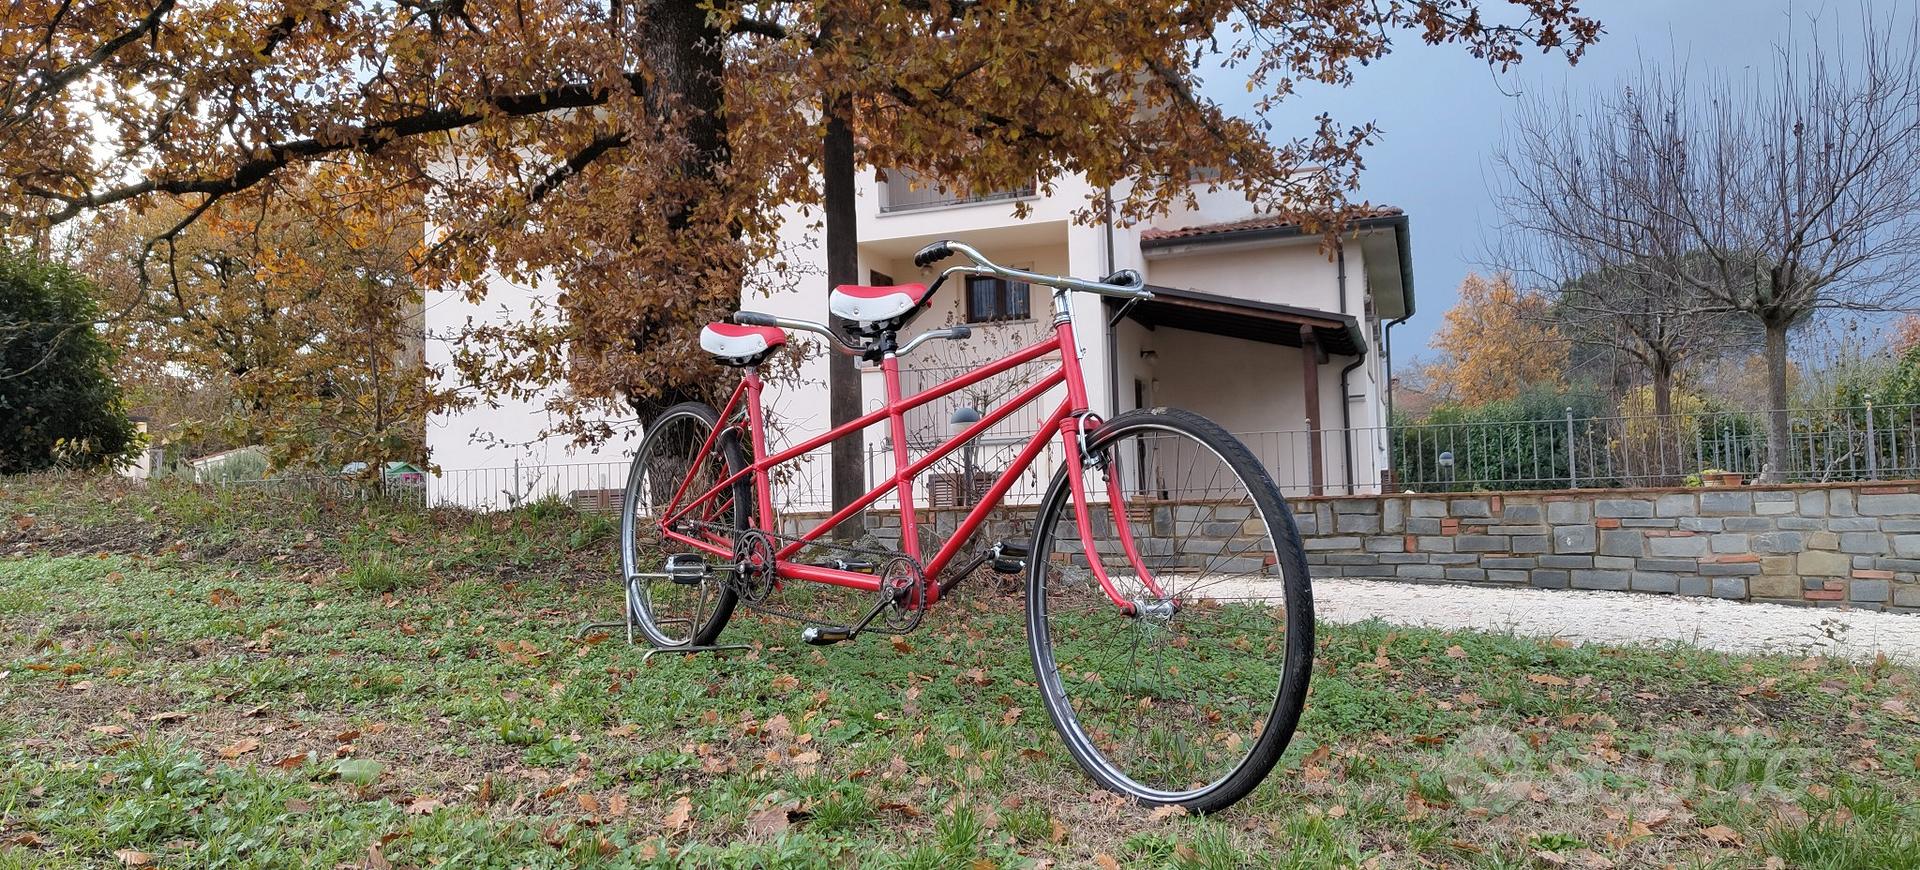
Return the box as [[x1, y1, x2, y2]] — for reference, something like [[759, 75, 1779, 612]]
[[422, 170, 1413, 509]]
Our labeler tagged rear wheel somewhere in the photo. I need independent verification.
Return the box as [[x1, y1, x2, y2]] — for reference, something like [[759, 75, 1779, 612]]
[[621, 402, 749, 647], [1025, 407, 1313, 812]]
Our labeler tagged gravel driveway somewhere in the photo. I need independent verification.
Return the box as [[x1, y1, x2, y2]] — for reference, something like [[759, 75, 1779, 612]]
[[1315, 577, 1920, 664]]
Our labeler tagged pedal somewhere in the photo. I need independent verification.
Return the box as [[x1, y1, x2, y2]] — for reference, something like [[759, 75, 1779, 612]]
[[990, 540, 1029, 575], [800, 625, 854, 646], [664, 554, 709, 585]]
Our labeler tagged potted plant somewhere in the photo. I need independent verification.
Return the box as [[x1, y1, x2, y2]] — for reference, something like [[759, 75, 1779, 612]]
[[1686, 468, 1743, 487]]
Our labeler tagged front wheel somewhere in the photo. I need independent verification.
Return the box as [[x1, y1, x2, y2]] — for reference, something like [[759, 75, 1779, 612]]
[[1026, 407, 1313, 813]]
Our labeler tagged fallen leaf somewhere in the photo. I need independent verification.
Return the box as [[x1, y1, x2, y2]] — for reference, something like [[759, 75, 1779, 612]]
[[114, 850, 153, 867], [8, 832, 47, 847], [746, 803, 804, 837], [890, 635, 913, 654], [1093, 854, 1121, 870], [147, 711, 188, 724], [1444, 645, 1468, 659], [1148, 804, 1188, 822], [663, 795, 693, 831], [1528, 673, 1571, 687], [217, 737, 261, 758], [285, 798, 313, 813], [1699, 824, 1744, 846], [406, 796, 443, 815], [1048, 816, 1068, 844]]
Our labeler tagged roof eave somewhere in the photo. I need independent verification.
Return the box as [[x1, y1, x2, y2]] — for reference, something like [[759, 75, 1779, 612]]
[[1138, 212, 1414, 320]]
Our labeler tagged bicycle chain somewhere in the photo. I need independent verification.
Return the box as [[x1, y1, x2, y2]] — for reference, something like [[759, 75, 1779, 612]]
[[682, 519, 929, 634]]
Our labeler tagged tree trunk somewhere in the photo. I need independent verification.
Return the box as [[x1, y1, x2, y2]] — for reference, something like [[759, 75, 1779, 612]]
[[623, 0, 733, 422], [823, 88, 866, 541], [1761, 320, 1792, 482], [1650, 355, 1676, 484], [1650, 358, 1673, 418]]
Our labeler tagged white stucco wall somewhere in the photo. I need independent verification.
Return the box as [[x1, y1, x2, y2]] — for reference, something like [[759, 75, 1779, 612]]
[[421, 272, 629, 509], [422, 168, 1403, 509]]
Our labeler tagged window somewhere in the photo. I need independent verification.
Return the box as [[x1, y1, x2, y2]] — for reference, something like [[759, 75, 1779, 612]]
[[964, 275, 1030, 323]]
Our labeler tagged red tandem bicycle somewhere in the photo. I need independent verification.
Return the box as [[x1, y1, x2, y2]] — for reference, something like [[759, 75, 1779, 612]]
[[620, 241, 1313, 811]]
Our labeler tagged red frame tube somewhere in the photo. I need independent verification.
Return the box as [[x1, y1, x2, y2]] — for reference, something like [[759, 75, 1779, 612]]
[[658, 315, 1150, 610]]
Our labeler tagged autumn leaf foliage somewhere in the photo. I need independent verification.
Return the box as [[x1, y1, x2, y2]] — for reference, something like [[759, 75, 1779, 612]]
[[1424, 273, 1568, 405], [0, 0, 1600, 437]]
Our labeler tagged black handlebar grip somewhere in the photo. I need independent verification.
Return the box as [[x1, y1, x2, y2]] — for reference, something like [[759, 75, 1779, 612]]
[[733, 311, 778, 327], [913, 241, 955, 269], [949, 326, 972, 340], [1100, 268, 1144, 289]]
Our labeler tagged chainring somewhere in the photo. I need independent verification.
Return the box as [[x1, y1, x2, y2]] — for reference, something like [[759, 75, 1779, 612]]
[[877, 556, 926, 634], [731, 529, 777, 603]]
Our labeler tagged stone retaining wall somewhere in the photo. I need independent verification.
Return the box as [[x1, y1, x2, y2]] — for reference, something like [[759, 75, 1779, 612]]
[[1296, 483, 1920, 612], [779, 481, 1920, 613]]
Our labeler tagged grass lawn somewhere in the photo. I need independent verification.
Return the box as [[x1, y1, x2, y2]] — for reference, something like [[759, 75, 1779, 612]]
[[2, 476, 1919, 869]]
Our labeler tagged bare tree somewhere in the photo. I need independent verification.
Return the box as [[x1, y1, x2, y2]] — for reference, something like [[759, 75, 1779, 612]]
[[1493, 75, 1751, 419], [1492, 10, 1920, 480]]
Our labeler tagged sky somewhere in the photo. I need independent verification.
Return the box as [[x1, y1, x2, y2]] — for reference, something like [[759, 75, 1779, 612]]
[[1199, 1, 1878, 361]]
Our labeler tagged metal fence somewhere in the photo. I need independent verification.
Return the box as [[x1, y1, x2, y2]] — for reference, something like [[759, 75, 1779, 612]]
[[878, 167, 1036, 213], [1239, 401, 1920, 495], [210, 402, 1920, 513]]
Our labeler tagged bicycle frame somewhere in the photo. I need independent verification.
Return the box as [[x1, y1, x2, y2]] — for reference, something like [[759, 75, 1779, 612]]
[[657, 309, 1164, 614]]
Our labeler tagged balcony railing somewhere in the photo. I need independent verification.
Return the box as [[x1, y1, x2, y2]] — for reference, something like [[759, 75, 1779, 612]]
[[879, 167, 1035, 213]]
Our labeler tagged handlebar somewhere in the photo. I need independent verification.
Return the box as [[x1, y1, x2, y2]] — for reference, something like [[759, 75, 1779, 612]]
[[731, 311, 863, 355], [913, 240, 1152, 302]]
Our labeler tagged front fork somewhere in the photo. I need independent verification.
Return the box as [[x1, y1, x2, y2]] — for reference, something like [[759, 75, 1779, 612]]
[[1057, 414, 1170, 617]]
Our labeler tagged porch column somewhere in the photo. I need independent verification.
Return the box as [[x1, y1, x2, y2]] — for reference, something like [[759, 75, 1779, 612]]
[[1300, 324, 1324, 496]]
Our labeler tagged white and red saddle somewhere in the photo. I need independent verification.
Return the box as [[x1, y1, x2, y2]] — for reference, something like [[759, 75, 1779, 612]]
[[698, 322, 785, 364], [829, 283, 928, 334]]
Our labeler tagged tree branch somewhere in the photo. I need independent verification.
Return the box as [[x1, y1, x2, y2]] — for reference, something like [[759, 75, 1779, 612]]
[[27, 73, 650, 225]]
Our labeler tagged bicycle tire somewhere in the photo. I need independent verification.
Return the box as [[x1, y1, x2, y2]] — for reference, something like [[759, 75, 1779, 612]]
[[621, 401, 750, 648], [1025, 407, 1313, 813]]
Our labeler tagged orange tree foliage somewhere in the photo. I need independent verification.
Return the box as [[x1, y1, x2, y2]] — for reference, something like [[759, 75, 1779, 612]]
[[0, 0, 1600, 438], [1895, 314, 1920, 356], [1424, 273, 1568, 406], [77, 171, 449, 470]]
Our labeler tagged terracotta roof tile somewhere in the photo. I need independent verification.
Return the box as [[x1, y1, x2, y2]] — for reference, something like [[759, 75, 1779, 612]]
[[1138, 206, 1404, 242]]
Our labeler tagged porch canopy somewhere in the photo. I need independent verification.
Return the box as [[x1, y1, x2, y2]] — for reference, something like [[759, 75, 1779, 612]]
[[1115, 285, 1366, 358], [1107, 286, 1368, 496]]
